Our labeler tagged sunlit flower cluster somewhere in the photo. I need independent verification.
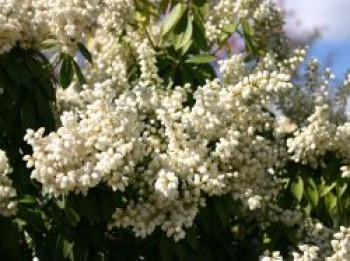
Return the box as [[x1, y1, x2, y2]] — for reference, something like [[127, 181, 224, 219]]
[[205, 0, 285, 53], [24, 37, 301, 240], [0, 150, 16, 217], [3, 0, 350, 254], [0, 0, 135, 55]]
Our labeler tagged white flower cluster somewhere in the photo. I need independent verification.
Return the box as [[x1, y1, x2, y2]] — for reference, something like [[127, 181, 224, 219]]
[[287, 104, 350, 171], [0, 0, 135, 55], [0, 150, 16, 216], [327, 226, 350, 261], [25, 40, 298, 240], [261, 226, 350, 260], [205, 0, 284, 50], [287, 105, 335, 166], [340, 165, 350, 178], [253, 1, 289, 56], [278, 59, 336, 124], [333, 72, 350, 122], [24, 86, 144, 195], [261, 251, 283, 261], [0, 0, 49, 54]]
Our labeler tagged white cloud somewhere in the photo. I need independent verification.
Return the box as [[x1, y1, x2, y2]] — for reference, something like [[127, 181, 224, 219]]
[[283, 0, 350, 41]]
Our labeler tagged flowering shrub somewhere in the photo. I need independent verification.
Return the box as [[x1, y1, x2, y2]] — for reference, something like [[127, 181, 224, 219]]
[[0, 0, 350, 260]]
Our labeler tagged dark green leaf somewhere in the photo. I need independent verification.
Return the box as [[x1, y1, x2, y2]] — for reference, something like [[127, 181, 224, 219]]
[[60, 55, 74, 89], [0, 218, 21, 260], [65, 207, 81, 227], [77, 43, 93, 63], [213, 197, 229, 227], [159, 235, 174, 261], [21, 94, 38, 131], [33, 87, 55, 131], [192, 19, 209, 51], [72, 59, 87, 85], [175, 242, 190, 261], [73, 231, 89, 261], [17, 195, 37, 205], [4, 55, 32, 87]]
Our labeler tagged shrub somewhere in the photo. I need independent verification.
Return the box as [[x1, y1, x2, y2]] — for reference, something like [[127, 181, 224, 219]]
[[0, 1, 350, 260]]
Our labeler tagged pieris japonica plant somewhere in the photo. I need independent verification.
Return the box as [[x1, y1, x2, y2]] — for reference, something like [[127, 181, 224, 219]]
[[0, 0, 350, 260]]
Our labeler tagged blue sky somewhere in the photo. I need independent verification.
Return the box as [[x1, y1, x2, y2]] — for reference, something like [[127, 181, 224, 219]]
[[284, 0, 350, 78]]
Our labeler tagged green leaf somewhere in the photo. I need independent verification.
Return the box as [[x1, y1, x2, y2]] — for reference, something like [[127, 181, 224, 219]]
[[319, 181, 336, 197], [60, 55, 74, 89], [196, 2, 210, 17], [65, 206, 80, 227], [291, 176, 304, 202], [180, 39, 193, 55], [161, 3, 185, 36], [241, 19, 254, 36], [302, 202, 312, 216], [41, 39, 59, 49], [72, 59, 87, 85], [305, 177, 319, 207], [77, 43, 93, 63], [18, 208, 46, 231], [192, 18, 209, 51], [174, 14, 193, 51], [336, 182, 348, 198], [17, 195, 37, 205], [223, 22, 239, 35], [185, 53, 216, 64], [325, 192, 337, 214], [57, 234, 74, 259], [193, 0, 207, 7]]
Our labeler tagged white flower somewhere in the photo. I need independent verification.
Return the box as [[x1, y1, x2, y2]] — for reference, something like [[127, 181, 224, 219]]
[[154, 169, 179, 198]]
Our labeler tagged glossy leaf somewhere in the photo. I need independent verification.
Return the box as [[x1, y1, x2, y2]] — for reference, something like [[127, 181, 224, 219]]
[[291, 176, 304, 202], [325, 192, 337, 215], [77, 43, 93, 63], [174, 14, 193, 51], [72, 59, 87, 85], [185, 53, 216, 64], [161, 3, 185, 36], [60, 55, 74, 89], [305, 177, 319, 207]]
